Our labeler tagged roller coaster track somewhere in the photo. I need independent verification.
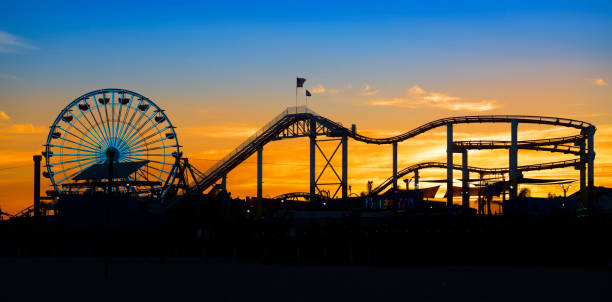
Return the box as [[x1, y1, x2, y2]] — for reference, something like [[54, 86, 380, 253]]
[[453, 135, 584, 155], [371, 159, 582, 195], [184, 106, 594, 201], [272, 192, 329, 201]]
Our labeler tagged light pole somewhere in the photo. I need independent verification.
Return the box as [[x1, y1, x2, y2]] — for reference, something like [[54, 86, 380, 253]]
[[403, 177, 413, 190], [560, 184, 571, 198]]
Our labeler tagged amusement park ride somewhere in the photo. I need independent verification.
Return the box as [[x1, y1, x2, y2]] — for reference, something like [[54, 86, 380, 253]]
[[24, 88, 596, 218]]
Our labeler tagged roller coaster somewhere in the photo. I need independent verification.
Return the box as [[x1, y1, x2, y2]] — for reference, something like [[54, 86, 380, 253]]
[[38, 89, 597, 215], [175, 105, 594, 211]]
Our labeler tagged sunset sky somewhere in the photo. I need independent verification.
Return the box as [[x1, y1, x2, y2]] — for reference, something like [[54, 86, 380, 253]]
[[1, 1, 611, 214]]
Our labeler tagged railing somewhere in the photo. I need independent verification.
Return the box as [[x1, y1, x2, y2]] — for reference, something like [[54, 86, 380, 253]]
[[200, 106, 318, 180]]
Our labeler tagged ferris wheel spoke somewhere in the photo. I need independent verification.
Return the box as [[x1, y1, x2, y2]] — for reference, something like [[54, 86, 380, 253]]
[[125, 125, 171, 151], [111, 91, 117, 145], [47, 155, 100, 166], [128, 136, 169, 153], [121, 109, 157, 149], [52, 135, 101, 153], [47, 144, 101, 154], [124, 156, 174, 166], [56, 125, 102, 150], [54, 161, 99, 185], [85, 98, 111, 147], [115, 92, 130, 146], [136, 166, 167, 183], [53, 158, 100, 178], [64, 111, 105, 148], [128, 144, 178, 154], [118, 104, 150, 148], [93, 92, 112, 147], [76, 105, 107, 147]]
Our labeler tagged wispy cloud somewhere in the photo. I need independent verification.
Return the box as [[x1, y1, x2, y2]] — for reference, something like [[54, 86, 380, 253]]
[[180, 124, 258, 138], [369, 85, 498, 112], [308, 84, 340, 95], [360, 83, 378, 96], [0, 110, 9, 121], [592, 78, 608, 86], [0, 73, 18, 80], [310, 84, 326, 94], [0, 30, 36, 53], [0, 123, 46, 134]]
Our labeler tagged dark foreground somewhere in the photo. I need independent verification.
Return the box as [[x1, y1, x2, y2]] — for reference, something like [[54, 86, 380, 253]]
[[1, 257, 611, 301]]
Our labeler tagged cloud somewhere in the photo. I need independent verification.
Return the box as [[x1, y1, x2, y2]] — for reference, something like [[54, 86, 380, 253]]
[[360, 83, 379, 96], [369, 85, 499, 112], [180, 124, 258, 138], [0, 73, 18, 80], [592, 78, 607, 86], [309, 84, 326, 94], [0, 30, 36, 53], [0, 123, 46, 134], [0, 110, 9, 121]]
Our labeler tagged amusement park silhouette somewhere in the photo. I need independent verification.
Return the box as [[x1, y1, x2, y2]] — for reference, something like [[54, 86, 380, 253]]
[[1, 1, 612, 301]]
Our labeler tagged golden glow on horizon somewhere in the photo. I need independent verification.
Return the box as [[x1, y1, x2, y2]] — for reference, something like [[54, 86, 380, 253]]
[[1, 84, 611, 215]]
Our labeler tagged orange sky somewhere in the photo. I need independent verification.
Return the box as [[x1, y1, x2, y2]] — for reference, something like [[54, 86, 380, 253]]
[[1, 4, 612, 214], [1, 81, 610, 215]]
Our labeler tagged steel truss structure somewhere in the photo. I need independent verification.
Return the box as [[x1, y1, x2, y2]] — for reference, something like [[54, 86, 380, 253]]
[[164, 106, 595, 214]]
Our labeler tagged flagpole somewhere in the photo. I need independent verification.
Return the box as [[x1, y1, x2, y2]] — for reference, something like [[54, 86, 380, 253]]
[[295, 78, 298, 113]]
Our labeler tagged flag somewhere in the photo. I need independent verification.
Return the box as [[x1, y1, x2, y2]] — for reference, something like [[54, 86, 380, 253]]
[[296, 77, 306, 88], [305, 90, 311, 97]]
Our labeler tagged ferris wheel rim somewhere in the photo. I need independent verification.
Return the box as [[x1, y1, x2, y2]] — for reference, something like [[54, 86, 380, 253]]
[[43, 88, 180, 197]]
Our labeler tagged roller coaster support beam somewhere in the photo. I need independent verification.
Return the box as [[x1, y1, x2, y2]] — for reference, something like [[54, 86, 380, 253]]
[[414, 170, 419, 190], [256, 147, 263, 217], [587, 125, 595, 212], [578, 139, 586, 206], [33, 155, 42, 218], [462, 150, 469, 210], [392, 142, 398, 190], [509, 119, 518, 200], [310, 118, 316, 201], [342, 135, 348, 199], [446, 123, 453, 213], [221, 174, 227, 192]]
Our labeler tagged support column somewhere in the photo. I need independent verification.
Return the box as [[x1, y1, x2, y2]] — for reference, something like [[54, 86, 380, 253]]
[[579, 139, 586, 207], [33, 155, 41, 218], [392, 142, 398, 190], [587, 126, 595, 212], [446, 123, 453, 212], [221, 174, 227, 192], [256, 147, 263, 217], [414, 170, 419, 190], [462, 150, 469, 211], [310, 119, 316, 200], [341, 135, 348, 199], [509, 119, 518, 200], [257, 147, 263, 200]]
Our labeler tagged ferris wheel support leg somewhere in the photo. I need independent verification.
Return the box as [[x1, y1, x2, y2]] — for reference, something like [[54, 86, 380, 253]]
[[446, 123, 453, 214]]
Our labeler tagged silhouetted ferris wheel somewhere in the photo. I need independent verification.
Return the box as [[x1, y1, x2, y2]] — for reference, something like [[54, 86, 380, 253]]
[[43, 88, 180, 197]]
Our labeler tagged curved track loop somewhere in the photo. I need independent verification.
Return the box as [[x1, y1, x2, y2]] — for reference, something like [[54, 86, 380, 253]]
[[188, 106, 594, 198], [453, 135, 584, 155], [371, 159, 581, 195]]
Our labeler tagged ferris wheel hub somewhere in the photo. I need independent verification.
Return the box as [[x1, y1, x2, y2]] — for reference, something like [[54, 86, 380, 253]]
[[105, 146, 120, 163]]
